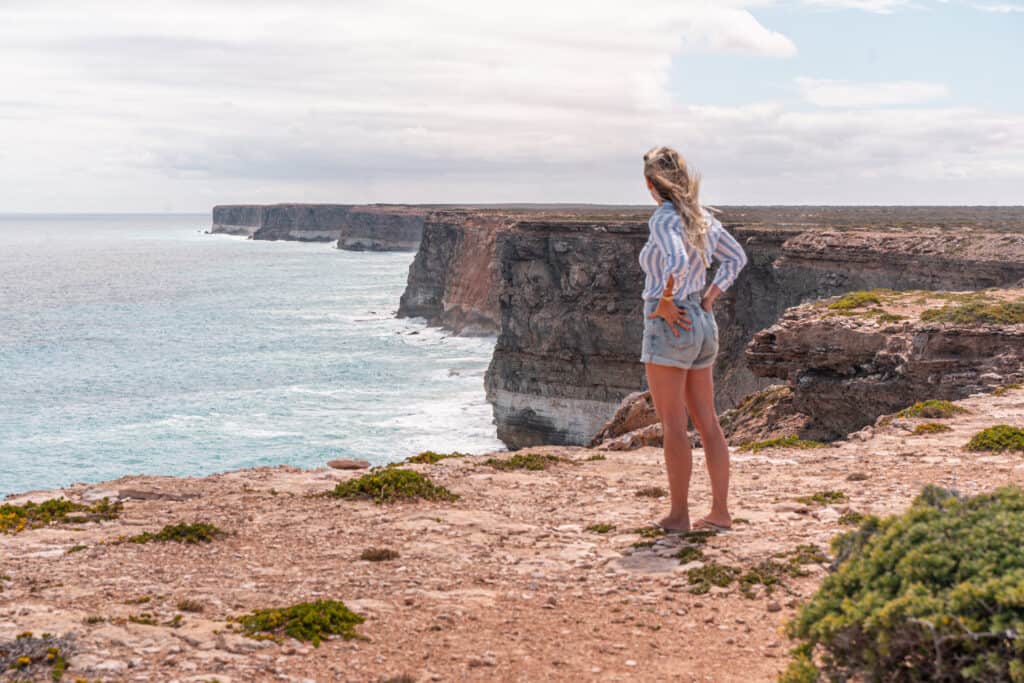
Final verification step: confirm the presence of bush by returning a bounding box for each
[896,400,968,419]
[825,289,893,312]
[914,422,953,435]
[402,450,467,465]
[738,435,826,453]
[0,497,121,534]
[483,453,563,471]
[784,485,1024,682]
[233,599,364,646]
[330,469,458,504]
[920,301,1024,325]
[127,522,224,544]
[965,425,1024,453]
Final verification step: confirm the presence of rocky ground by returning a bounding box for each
[2,387,1023,682]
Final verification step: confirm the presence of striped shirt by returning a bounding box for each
[638,201,748,303]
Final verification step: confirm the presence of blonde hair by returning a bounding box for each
[643,146,710,268]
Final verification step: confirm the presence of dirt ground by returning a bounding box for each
[2,386,1022,682]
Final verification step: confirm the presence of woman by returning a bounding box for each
[639,146,748,533]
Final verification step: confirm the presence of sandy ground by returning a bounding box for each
[2,386,1022,683]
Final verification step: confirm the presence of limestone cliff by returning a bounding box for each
[210,205,263,236]
[746,288,1024,439]
[336,206,428,252]
[484,216,1024,449]
[396,210,505,336]
[251,204,353,242]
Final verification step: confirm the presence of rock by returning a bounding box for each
[327,459,371,470]
[766,602,782,613]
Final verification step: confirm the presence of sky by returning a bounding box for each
[0,0,1021,211]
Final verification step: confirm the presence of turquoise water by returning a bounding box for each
[0,214,504,498]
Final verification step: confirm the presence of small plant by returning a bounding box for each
[920,300,1024,325]
[686,562,740,594]
[126,522,225,544]
[177,599,204,613]
[912,422,952,435]
[825,289,893,312]
[0,497,121,534]
[633,526,665,538]
[585,523,615,534]
[795,490,848,506]
[837,510,865,526]
[128,613,158,626]
[330,468,458,504]
[675,546,704,563]
[360,547,400,561]
[875,312,906,323]
[964,424,1024,452]
[484,453,564,471]
[896,399,967,419]
[65,544,87,554]
[737,435,826,453]
[403,450,467,465]
[0,632,72,681]
[233,599,365,646]
[635,486,667,498]
[124,595,151,604]
[993,382,1022,396]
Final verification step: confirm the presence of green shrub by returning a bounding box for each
[920,300,1024,326]
[825,289,893,312]
[738,435,826,453]
[483,453,563,471]
[785,485,1024,682]
[0,497,121,534]
[330,469,458,504]
[795,490,847,506]
[233,599,365,646]
[675,546,704,564]
[402,450,467,465]
[896,399,968,419]
[585,523,615,534]
[913,422,953,435]
[686,562,740,594]
[127,522,224,544]
[993,383,1022,397]
[965,425,1024,453]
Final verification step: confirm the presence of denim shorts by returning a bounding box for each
[640,291,719,369]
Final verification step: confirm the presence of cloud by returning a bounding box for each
[0,0,1019,209]
[795,78,950,107]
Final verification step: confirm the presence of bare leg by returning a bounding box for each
[684,366,731,528]
[644,361,691,531]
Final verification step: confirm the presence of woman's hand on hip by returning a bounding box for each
[648,297,692,336]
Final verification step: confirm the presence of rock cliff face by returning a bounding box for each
[745,288,1024,439]
[251,204,353,242]
[483,216,650,447]
[210,205,263,236]
[336,206,427,252]
[484,217,1024,449]
[396,210,505,336]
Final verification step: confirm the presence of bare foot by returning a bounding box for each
[693,514,731,531]
[656,514,690,533]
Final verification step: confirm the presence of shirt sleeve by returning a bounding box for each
[649,209,689,291]
[708,214,747,292]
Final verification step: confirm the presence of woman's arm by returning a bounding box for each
[701,216,748,311]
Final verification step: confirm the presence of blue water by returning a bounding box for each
[0,215,505,497]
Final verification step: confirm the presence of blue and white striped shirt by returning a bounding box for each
[639,201,748,303]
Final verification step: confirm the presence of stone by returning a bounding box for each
[327,458,371,470]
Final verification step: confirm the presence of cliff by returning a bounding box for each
[745,287,1024,439]
[3,387,1023,681]
[484,217,1024,449]
[396,210,506,336]
[336,206,428,252]
[251,204,354,242]
[210,205,263,236]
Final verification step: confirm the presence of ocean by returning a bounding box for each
[0,214,505,498]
